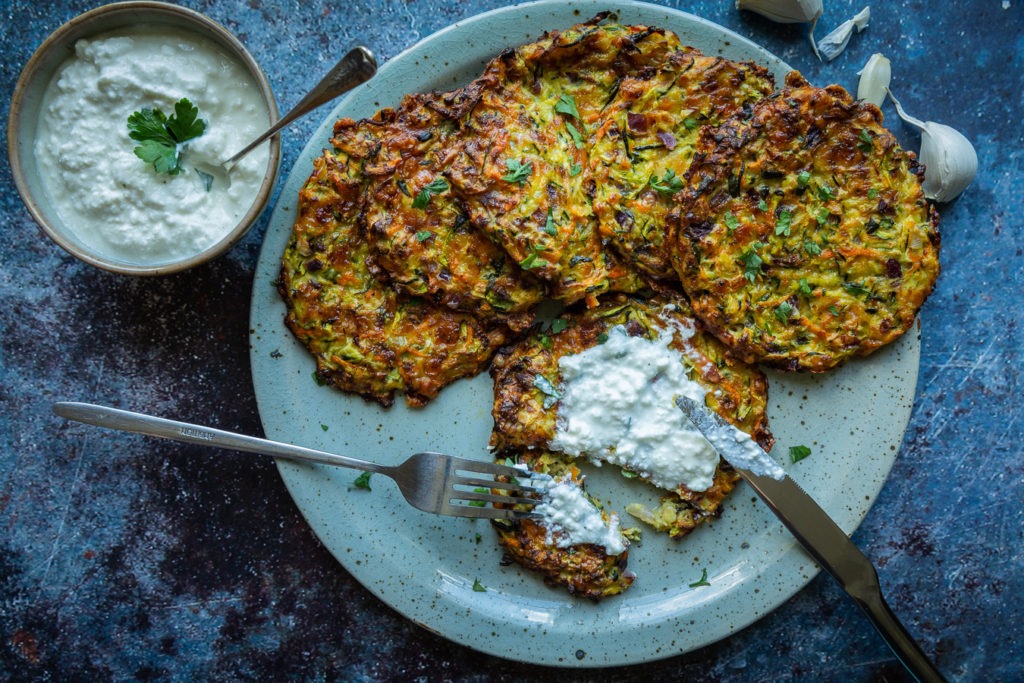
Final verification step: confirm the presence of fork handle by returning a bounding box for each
[53,401,393,476]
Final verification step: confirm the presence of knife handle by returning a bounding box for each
[853,582,947,683]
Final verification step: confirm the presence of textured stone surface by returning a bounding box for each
[1,0,1021,680]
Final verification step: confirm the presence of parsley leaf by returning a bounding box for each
[774,301,794,323]
[565,121,584,149]
[817,185,834,201]
[352,472,373,491]
[797,170,811,187]
[415,230,432,242]
[739,244,763,282]
[798,278,813,296]
[555,93,581,120]
[569,162,583,177]
[683,116,699,130]
[550,318,568,334]
[815,207,830,225]
[789,445,812,463]
[857,128,873,153]
[724,212,740,232]
[842,281,871,297]
[502,158,532,185]
[804,240,822,256]
[519,243,548,270]
[469,487,489,507]
[688,567,711,588]
[534,374,563,409]
[650,169,684,194]
[775,209,792,237]
[127,98,207,175]
[412,177,449,208]
[545,209,557,236]
[472,578,487,592]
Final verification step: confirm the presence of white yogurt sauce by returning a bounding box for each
[532,475,627,555]
[35,28,271,265]
[549,324,780,492]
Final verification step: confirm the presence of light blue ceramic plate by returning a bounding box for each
[250,0,919,667]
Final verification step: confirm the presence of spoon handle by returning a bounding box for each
[224,46,377,167]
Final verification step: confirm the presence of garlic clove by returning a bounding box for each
[735,0,823,24]
[818,6,871,61]
[888,88,978,203]
[857,53,891,106]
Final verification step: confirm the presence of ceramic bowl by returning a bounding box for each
[7,1,280,275]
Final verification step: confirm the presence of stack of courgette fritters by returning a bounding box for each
[278,15,940,598]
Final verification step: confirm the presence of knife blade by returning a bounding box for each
[676,395,946,683]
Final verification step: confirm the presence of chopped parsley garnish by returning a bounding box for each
[320,424,329,432]
[472,578,487,592]
[688,567,711,588]
[469,487,489,507]
[775,209,792,237]
[758,198,768,212]
[683,116,699,130]
[724,212,740,232]
[739,243,764,282]
[815,207,830,225]
[565,121,584,149]
[545,209,557,236]
[352,472,373,491]
[829,305,841,316]
[127,97,206,175]
[554,93,581,120]
[534,374,563,409]
[502,158,533,185]
[415,230,432,242]
[797,170,811,187]
[597,332,609,344]
[842,281,871,297]
[412,177,449,208]
[537,334,553,349]
[569,162,583,177]
[550,318,568,334]
[620,470,639,479]
[857,128,873,153]
[868,187,879,200]
[798,278,813,296]
[650,169,684,194]
[519,243,548,270]
[817,185,834,201]
[774,301,793,323]
[804,240,822,256]
[789,445,812,463]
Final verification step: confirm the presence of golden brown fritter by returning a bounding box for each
[448,20,677,305]
[491,454,635,600]
[489,292,773,540]
[331,92,544,326]
[591,47,774,280]
[669,73,941,372]
[277,149,514,407]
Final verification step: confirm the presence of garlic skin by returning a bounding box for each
[735,0,822,24]
[857,53,891,106]
[818,6,871,61]
[888,89,978,203]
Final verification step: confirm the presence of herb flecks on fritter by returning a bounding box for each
[334,91,544,325]
[278,150,514,407]
[669,73,940,372]
[592,48,774,280]
[490,293,772,541]
[450,20,676,305]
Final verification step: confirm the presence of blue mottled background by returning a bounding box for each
[1,0,1021,680]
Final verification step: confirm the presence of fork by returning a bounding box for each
[52,402,540,520]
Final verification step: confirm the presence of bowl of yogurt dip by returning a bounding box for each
[7,1,280,275]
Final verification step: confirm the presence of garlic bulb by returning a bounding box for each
[735,0,822,23]
[817,6,871,61]
[888,89,978,203]
[857,53,890,106]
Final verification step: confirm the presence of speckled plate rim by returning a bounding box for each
[249,0,920,668]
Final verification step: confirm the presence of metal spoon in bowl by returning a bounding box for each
[194,45,377,188]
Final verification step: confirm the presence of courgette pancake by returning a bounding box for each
[591,46,774,280]
[669,73,941,372]
[276,16,943,599]
[488,293,773,597]
[277,150,515,407]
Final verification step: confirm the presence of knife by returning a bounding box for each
[676,395,946,683]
